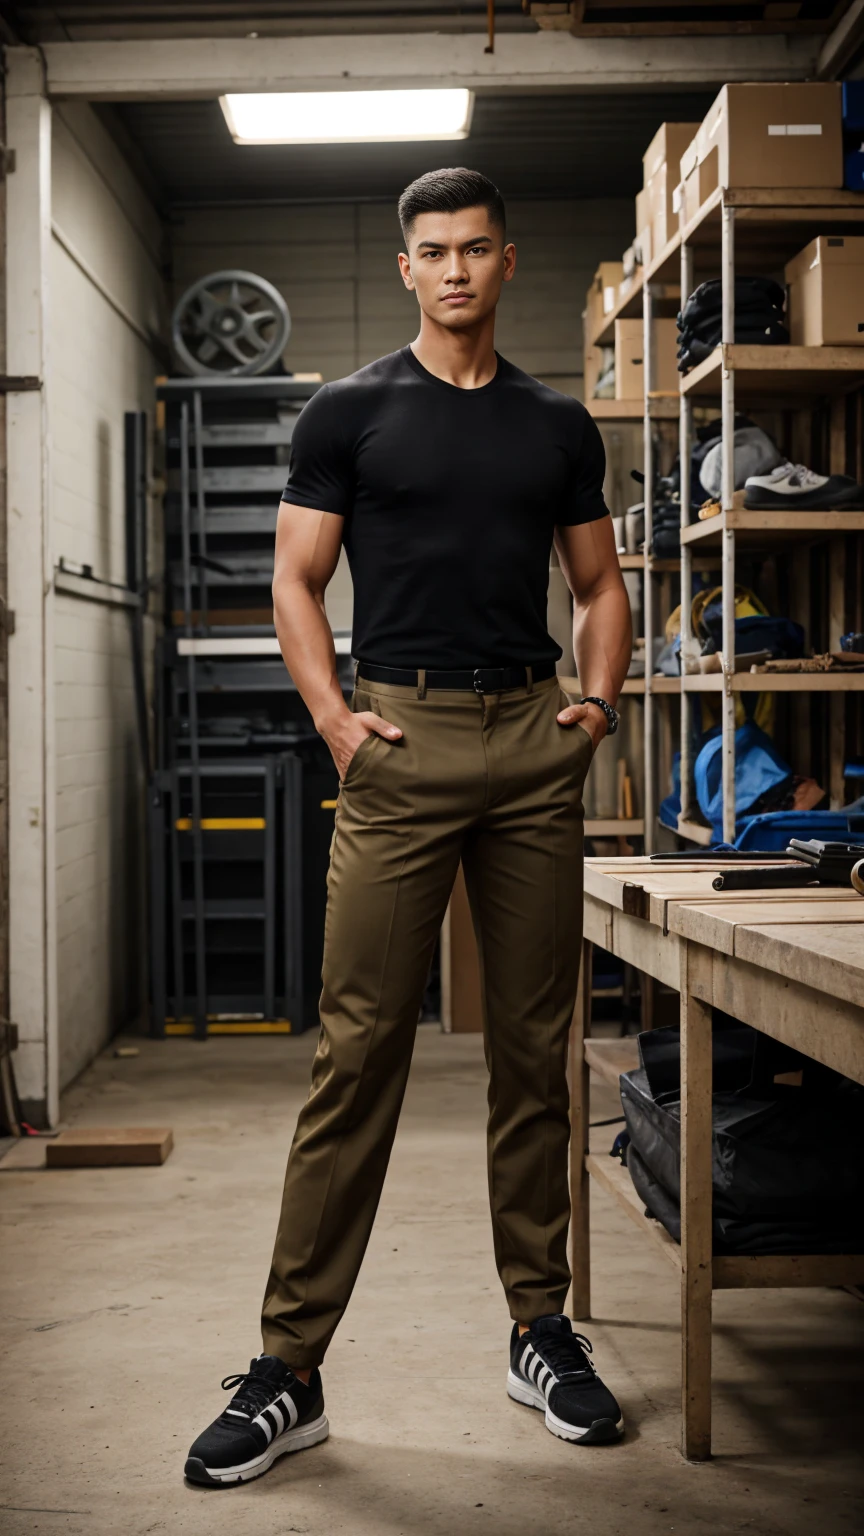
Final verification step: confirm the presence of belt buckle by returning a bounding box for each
[472,668,486,694]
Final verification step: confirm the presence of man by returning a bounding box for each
[185,168,632,1488]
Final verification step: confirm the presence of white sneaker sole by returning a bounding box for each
[507,1369,623,1445]
[186,1412,330,1486]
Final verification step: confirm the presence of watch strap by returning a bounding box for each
[579,696,619,736]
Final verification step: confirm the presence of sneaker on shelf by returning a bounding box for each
[184,1354,329,1487]
[744,461,864,511]
[507,1315,623,1445]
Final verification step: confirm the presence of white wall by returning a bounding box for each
[50,103,166,1090]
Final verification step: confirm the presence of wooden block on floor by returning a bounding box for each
[45,1128,173,1167]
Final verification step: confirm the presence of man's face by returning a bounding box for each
[398,206,515,328]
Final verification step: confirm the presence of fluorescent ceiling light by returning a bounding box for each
[220,89,474,145]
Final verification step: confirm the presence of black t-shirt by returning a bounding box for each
[282,344,609,669]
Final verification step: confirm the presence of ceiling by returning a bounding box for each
[0,0,847,41]
[111,90,720,207]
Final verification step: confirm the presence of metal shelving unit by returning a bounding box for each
[585,182,864,850]
[151,374,344,1037]
[676,188,864,843]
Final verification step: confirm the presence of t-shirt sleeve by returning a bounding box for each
[557,407,610,527]
[281,385,352,517]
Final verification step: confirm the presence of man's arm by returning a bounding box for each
[553,515,632,750]
[272,500,401,778]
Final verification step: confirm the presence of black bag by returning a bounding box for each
[619,1021,864,1255]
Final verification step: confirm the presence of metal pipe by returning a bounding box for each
[643,280,656,852]
[180,401,207,1037]
[720,202,737,844]
[192,388,209,633]
[679,240,694,828]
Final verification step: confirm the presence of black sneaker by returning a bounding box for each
[508,1316,623,1444]
[184,1354,329,1487]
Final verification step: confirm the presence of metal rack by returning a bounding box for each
[587,185,864,849]
[673,188,864,843]
[151,374,344,1037]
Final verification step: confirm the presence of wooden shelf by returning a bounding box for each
[585,1036,639,1089]
[559,675,645,696]
[588,270,643,347]
[682,671,864,692]
[585,1151,681,1273]
[650,675,681,694]
[676,816,715,846]
[587,397,680,423]
[682,508,864,548]
[648,186,864,284]
[681,345,864,401]
[585,818,645,837]
[617,553,643,570]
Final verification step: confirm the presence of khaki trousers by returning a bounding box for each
[262,673,592,1368]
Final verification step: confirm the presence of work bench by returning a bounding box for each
[569,856,864,1459]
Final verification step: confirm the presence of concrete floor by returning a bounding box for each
[1,1029,863,1536]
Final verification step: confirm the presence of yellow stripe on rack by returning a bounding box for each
[164,1020,292,1035]
[174,817,266,830]
[320,799,338,809]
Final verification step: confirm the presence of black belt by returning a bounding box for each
[356,662,557,694]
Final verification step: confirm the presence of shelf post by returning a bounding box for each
[720,203,736,845]
[679,240,695,828]
[643,281,656,851]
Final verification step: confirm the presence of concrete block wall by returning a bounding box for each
[169,194,637,663]
[49,103,167,1090]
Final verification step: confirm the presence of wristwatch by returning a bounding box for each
[579,696,619,736]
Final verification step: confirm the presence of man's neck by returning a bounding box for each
[410,313,498,390]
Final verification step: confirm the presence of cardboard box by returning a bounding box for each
[688,83,842,193]
[785,236,864,345]
[615,317,679,400]
[586,260,624,337]
[643,122,702,188]
[635,185,651,236]
[679,132,718,228]
[641,124,701,252]
[636,222,653,271]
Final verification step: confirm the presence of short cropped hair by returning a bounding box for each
[398,168,506,244]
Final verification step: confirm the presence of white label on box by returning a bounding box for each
[603,285,616,313]
[769,123,823,137]
[672,183,683,214]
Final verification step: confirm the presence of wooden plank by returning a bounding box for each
[679,943,714,1461]
[683,672,864,692]
[681,344,864,400]
[668,900,864,956]
[45,1127,173,1167]
[708,950,864,1084]
[676,817,715,845]
[585,818,645,837]
[584,891,614,953]
[682,508,864,548]
[584,1036,639,1089]
[732,924,864,1014]
[713,1253,864,1289]
[569,940,592,1320]
[610,908,683,988]
[585,1152,681,1273]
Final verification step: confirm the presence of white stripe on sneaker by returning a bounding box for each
[280,1392,299,1431]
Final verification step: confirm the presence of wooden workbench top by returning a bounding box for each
[585,856,864,1007]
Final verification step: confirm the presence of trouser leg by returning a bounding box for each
[461,681,591,1324]
[261,684,474,1368]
